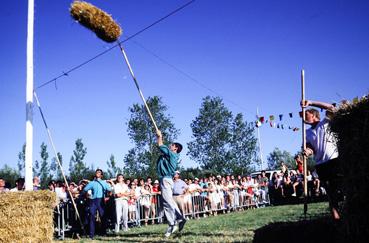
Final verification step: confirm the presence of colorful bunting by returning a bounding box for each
[253,93,362,132]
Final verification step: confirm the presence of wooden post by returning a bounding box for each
[301,69,308,216]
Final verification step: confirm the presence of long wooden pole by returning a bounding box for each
[301,69,308,217]
[117,42,159,133]
[33,91,86,235]
[25,0,34,191]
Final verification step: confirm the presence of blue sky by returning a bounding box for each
[0,0,368,174]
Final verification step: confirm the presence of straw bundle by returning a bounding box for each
[70,1,122,43]
[0,191,56,243]
[330,95,369,240]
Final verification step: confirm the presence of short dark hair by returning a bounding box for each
[173,142,183,153]
[306,108,320,120]
[96,169,103,175]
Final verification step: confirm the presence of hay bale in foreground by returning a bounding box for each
[0,191,56,243]
[331,95,369,241]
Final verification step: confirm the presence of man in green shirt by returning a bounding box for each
[156,129,186,237]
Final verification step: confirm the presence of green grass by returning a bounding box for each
[62,202,332,243]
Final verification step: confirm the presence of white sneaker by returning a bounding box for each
[291,193,297,197]
[164,225,178,237]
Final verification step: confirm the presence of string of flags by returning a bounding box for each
[254,95,368,132]
[255,112,300,132]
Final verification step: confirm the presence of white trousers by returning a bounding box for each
[115,199,128,232]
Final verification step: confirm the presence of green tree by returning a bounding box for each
[0,165,20,188]
[35,142,54,188]
[51,152,64,181]
[17,143,26,176]
[180,167,216,180]
[267,147,294,170]
[69,138,88,182]
[229,113,257,175]
[187,96,233,174]
[123,96,180,179]
[106,154,122,179]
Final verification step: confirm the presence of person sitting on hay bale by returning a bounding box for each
[301,100,342,220]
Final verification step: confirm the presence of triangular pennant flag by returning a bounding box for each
[255,121,262,128]
[270,122,273,127]
[269,115,275,121]
[289,113,293,118]
[281,124,284,129]
[277,124,280,129]
[288,126,292,129]
[265,119,268,123]
[279,114,283,121]
[259,116,265,123]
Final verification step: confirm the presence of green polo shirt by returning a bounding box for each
[156,145,179,179]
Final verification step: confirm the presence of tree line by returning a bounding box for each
[0,96,311,189]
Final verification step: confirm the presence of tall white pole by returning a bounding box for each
[256,107,264,170]
[25,0,34,191]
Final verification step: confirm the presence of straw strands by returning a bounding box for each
[70,1,122,43]
[330,94,369,240]
[0,191,56,242]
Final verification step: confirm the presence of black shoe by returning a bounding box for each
[179,219,187,232]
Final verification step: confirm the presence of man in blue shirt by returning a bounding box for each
[156,130,186,237]
[83,169,111,239]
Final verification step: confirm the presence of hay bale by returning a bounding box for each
[0,191,56,242]
[70,1,122,43]
[330,95,369,240]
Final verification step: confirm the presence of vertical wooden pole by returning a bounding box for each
[301,69,308,216]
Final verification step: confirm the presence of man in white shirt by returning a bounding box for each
[302,99,342,220]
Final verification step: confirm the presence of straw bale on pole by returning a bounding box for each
[0,191,56,242]
[70,1,122,43]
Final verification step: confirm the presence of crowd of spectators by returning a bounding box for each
[0,170,270,234]
[268,156,322,204]
[0,159,323,237]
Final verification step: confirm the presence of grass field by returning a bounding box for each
[63,202,341,243]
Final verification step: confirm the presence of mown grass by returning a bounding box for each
[62,202,333,243]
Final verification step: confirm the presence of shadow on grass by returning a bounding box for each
[253,216,345,243]
[94,231,244,242]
